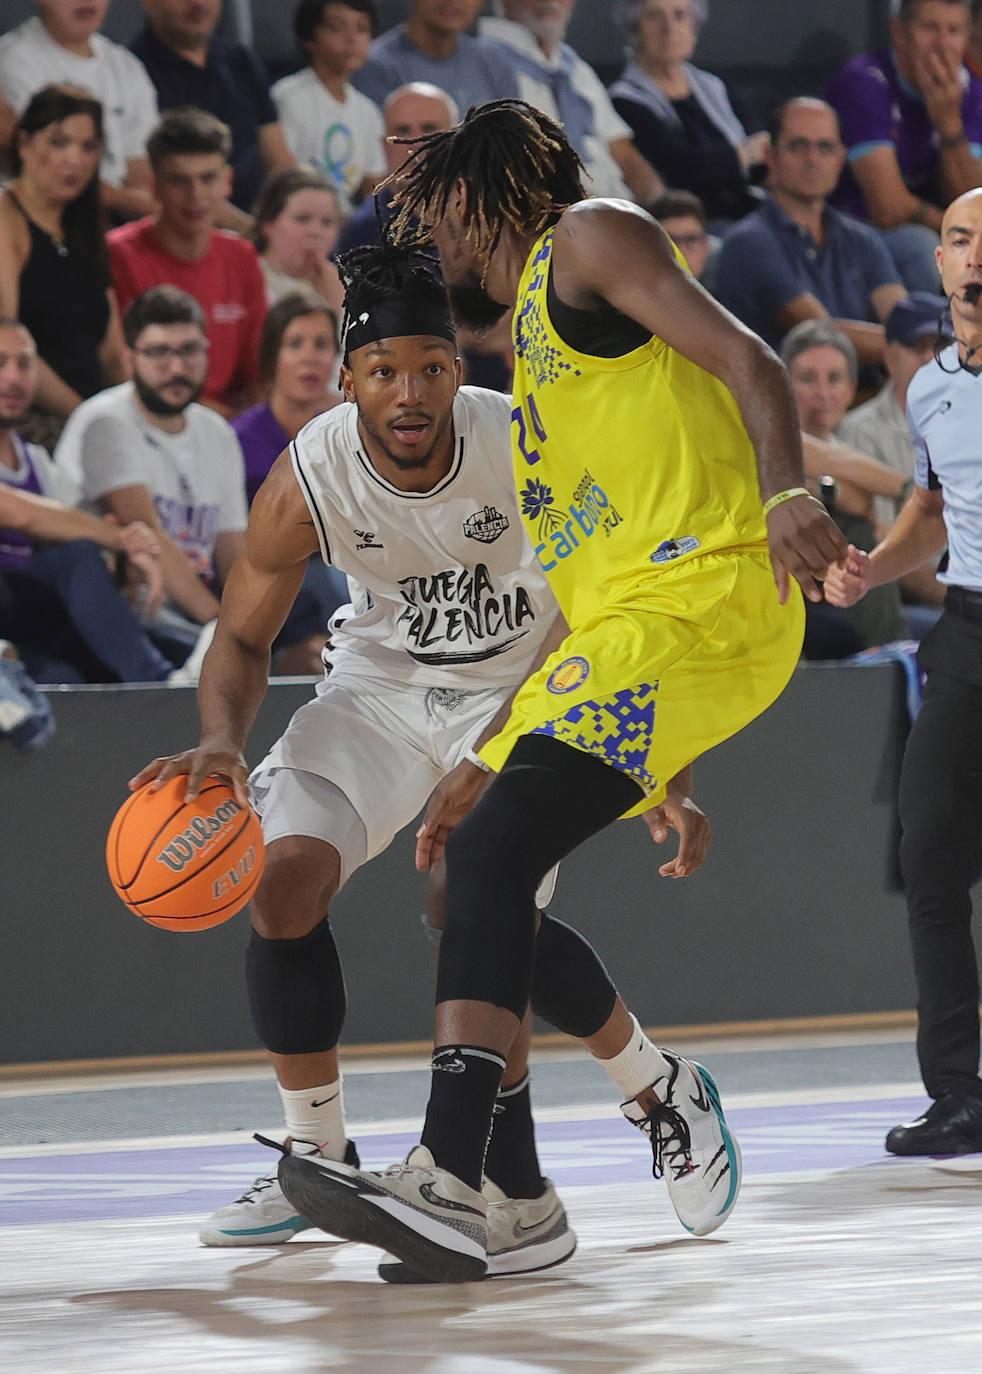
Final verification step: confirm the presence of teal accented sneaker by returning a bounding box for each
[621,1052,742,1237]
[199,1139,358,1247]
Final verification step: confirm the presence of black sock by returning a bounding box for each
[483,1074,545,1200]
[420,1044,505,1191]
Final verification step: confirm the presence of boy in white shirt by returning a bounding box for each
[272,0,386,217]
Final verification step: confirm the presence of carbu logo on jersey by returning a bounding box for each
[525,470,622,572]
[463,505,510,544]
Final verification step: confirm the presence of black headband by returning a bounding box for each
[342,298,457,359]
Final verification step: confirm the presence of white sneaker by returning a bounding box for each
[621,1052,742,1237]
[278,1143,488,1283]
[200,1139,358,1247]
[377,1177,576,1282]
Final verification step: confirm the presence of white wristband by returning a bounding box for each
[464,748,492,773]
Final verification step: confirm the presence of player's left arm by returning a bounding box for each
[641,764,711,878]
[551,202,848,603]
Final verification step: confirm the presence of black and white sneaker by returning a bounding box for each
[377,1177,576,1282]
[622,1051,742,1236]
[278,1143,488,1283]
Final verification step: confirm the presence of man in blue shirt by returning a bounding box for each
[132,0,296,219]
[353,0,518,115]
[716,98,905,362]
[826,186,982,1156]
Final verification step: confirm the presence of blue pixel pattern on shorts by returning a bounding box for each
[531,682,659,790]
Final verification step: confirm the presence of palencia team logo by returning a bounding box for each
[155,798,243,873]
[463,505,510,543]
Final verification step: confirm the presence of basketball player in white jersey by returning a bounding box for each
[132,242,714,1279]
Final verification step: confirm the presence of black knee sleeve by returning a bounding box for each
[435,733,643,1020]
[245,919,346,1055]
[532,914,618,1039]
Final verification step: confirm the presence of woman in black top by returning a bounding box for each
[609,0,767,224]
[0,86,125,443]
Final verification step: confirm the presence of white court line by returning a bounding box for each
[0,1080,927,1159]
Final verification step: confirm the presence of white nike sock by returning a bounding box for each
[278,1078,346,1157]
[595,1015,672,1101]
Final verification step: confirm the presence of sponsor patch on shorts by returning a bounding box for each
[650,535,701,563]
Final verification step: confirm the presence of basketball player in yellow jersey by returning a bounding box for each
[276,102,850,1283]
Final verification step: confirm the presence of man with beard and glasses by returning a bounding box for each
[131,240,718,1274]
[55,285,248,678]
[273,100,849,1284]
[0,315,169,685]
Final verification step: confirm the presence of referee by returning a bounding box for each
[827,186,982,1156]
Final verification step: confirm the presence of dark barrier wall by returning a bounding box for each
[0,664,940,1066]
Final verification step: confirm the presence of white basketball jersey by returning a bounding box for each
[291,386,558,688]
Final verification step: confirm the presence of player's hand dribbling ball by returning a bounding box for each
[106,776,265,931]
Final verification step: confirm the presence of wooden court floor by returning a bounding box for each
[2,1033,981,1373]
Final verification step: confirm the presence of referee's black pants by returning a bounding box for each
[899,603,982,1103]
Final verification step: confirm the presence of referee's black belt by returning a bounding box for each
[944,586,982,621]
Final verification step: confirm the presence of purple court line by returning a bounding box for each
[0,1095,937,1228]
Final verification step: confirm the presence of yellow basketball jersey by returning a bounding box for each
[510,228,769,625]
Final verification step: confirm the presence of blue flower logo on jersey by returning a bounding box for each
[547,656,591,694]
[521,478,567,541]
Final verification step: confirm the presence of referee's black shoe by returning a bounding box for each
[885,1094,982,1156]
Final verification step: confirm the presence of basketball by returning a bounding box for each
[106,776,265,932]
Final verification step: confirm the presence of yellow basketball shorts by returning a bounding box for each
[479,549,804,816]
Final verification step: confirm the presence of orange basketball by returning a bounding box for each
[106,776,265,932]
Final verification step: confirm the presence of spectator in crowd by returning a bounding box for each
[272,0,386,216]
[0,87,126,447]
[252,168,345,319]
[108,108,266,418]
[0,0,158,222]
[354,0,519,114]
[131,0,296,222]
[783,319,908,653]
[0,315,173,685]
[336,80,459,255]
[0,93,17,159]
[609,0,768,224]
[233,292,343,504]
[968,0,982,77]
[648,189,712,280]
[838,291,950,631]
[714,99,906,362]
[480,0,661,202]
[232,291,348,619]
[825,0,982,292]
[57,286,328,676]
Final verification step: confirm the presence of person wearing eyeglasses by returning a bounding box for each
[54,285,245,680]
[107,107,267,419]
[715,98,907,365]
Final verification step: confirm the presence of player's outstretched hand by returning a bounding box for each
[767,493,847,604]
[643,794,710,878]
[128,742,250,806]
[822,544,873,608]
[416,757,490,871]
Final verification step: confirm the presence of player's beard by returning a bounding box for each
[448,273,510,333]
[134,372,205,417]
[359,407,454,472]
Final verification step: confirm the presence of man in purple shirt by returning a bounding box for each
[826,0,982,292]
[353,0,518,115]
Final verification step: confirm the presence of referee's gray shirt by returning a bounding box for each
[907,344,982,592]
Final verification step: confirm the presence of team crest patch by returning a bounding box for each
[547,656,591,694]
[650,536,701,563]
[463,505,510,543]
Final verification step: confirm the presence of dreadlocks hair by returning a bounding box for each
[383,99,586,267]
[335,237,450,353]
